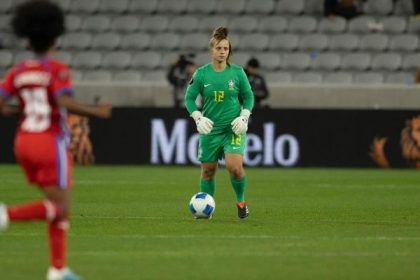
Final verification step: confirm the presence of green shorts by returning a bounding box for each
[198,132,246,162]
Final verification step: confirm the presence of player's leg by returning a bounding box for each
[200,162,218,196]
[224,133,249,219]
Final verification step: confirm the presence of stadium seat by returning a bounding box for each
[179,33,209,51]
[141,16,169,32]
[157,0,188,14]
[102,52,132,70]
[394,0,414,15]
[258,16,288,33]
[61,32,92,50]
[348,16,377,33]
[402,53,420,70]
[385,72,415,84]
[120,33,151,50]
[69,0,100,13]
[99,0,129,14]
[66,15,82,32]
[142,70,167,81]
[194,52,211,67]
[111,16,140,33]
[229,16,258,33]
[298,34,329,51]
[160,52,180,69]
[371,53,402,71]
[329,34,359,51]
[266,71,292,83]
[215,0,246,14]
[151,33,180,50]
[0,15,11,32]
[128,0,158,14]
[0,0,12,13]
[281,53,311,70]
[113,71,142,82]
[318,17,347,33]
[310,52,341,71]
[408,17,420,33]
[91,33,121,50]
[276,0,305,15]
[255,53,282,70]
[231,52,251,67]
[341,53,371,71]
[323,72,353,84]
[245,0,276,14]
[131,52,162,69]
[0,50,13,68]
[71,70,83,82]
[304,0,324,15]
[353,72,384,84]
[364,0,394,15]
[186,0,216,14]
[237,34,269,51]
[169,16,199,32]
[288,16,318,33]
[293,72,323,83]
[358,34,389,51]
[379,16,407,33]
[52,0,71,12]
[198,16,228,32]
[389,34,419,52]
[81,16,111,32]
[72,51,102,69]
[83,70,112,82]
[13,51,32,64]
[53,50,72,66]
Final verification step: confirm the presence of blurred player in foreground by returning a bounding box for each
[184,27,254,219]
[0,1,112,279]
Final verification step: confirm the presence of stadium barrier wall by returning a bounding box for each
[2,106,420,168]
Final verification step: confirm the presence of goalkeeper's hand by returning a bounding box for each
[191,111,213,135]
[231,109,251,135]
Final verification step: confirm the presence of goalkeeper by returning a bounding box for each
[184,26,254,219]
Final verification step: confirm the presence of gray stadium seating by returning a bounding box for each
[293,72,323,83]
[371,53,402,71]
[65,15,82,32]
[238,34,269,51]
[141,16,169,32]
[81,16,111,32]
[83,70,112,82]
[142,70,167,81]
[245,0,276,15]
[111,16,140,33]
[0,50,13,68]
[215,0,246,15]
[348,16,377,33]
[353,72,384,84]
[255,53,282,70]
[13,51,33,64]
[128,0,158,14]
[131,52,162,69]
[113,71,142,82]
[99,0,129,14]
[379,16,407,33]
[229,16,259,33]
[329,34,360,51]
[358,34,389,51]
[69,0,100,14]
[402,53,420,70]
[298,33,329,51]
[53,51,73,66]
[91,33,121,50]
[276,0,305,15]
[157,0,188,14]
[323,72,353,84]
[120,33,151,50]
[169,16,199,32]
[341,53,372,71]
[61,32,92,50]
[389,34,419,51]
[258,17,288,33]
[288,16,318,33]
[102,52,132,70]
[198,16,229,32]
[179,33,208,51]
[364,0,394,15]
[186,0,216,14]
[151,33,180,50]
[318,17,347,33]
[310,53,341,70]
[282,53,311,70]
[385,72,414,84]
[72,51,102,69]
[266,72,293,83]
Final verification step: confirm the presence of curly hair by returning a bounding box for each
[11,0,65,53]
[209,26,232,65]
[401,116,420,167]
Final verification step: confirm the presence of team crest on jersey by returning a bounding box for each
[228,80,235,90]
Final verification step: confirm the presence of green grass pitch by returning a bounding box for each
[1,164,420,280]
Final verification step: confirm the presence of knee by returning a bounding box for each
[201,167,216,180]
[227,165,244,179]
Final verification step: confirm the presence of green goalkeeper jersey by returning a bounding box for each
[184,63,254,135]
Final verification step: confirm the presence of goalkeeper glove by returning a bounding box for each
[231,109,251,135]
[191,111,213,135]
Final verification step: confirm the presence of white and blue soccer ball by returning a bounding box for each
[189,192,215,218]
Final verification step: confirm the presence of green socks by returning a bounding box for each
[200,178,215,196]
[230,176,247,202]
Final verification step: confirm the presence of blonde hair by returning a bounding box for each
[209,26,232,65]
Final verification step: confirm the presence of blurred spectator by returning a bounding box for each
[167,54,197,108]
[324,0,361,20]
[244,58,269,108]
[414,0,420,16]
[68,114,95,165]
[416,68,420,83]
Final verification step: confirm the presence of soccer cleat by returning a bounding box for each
[0,203,9,231]
[236,202,249,219]
[47,267,81,280]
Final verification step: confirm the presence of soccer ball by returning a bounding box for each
[189,192,215,218]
